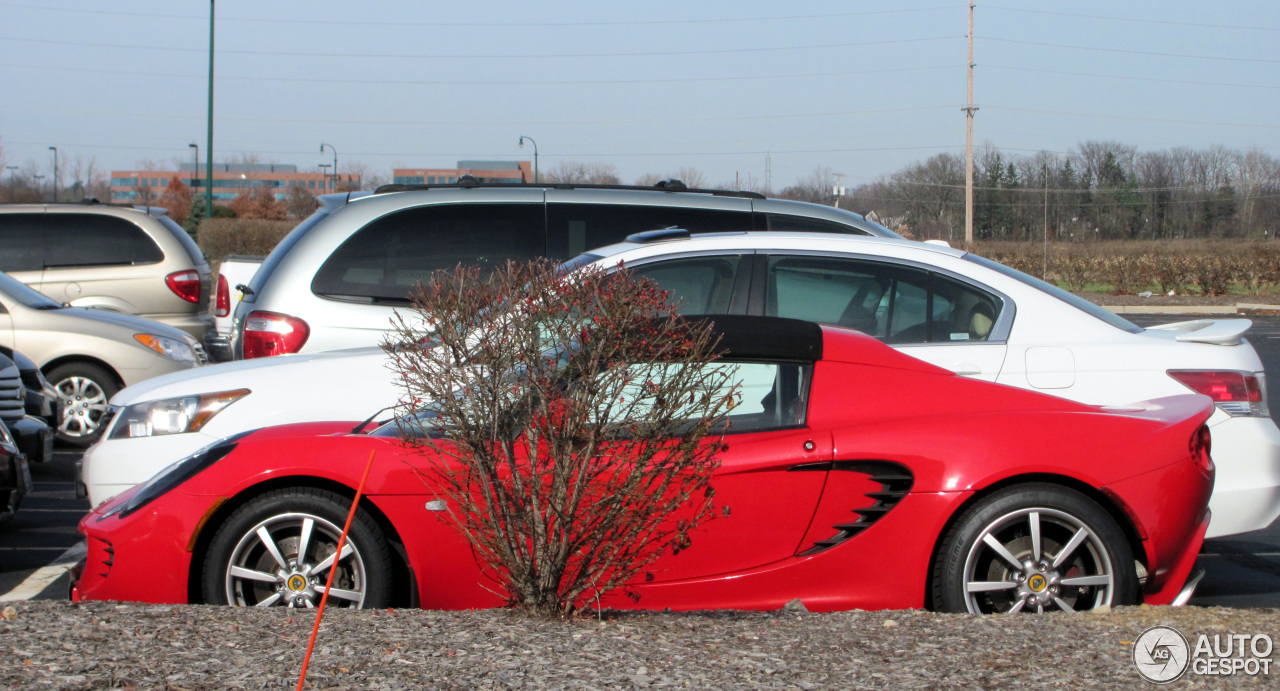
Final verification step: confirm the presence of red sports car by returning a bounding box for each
[73,318,1215,614]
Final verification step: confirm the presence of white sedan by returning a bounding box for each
[81,231,1280,538]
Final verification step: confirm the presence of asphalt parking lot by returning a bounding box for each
[3,314,1280,609]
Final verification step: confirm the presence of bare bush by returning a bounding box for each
[388,260,737,616]
[196,218,295,262]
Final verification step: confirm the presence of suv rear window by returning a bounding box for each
[44,214,163,267]
[0,212,164,269]
[312,203,544,303]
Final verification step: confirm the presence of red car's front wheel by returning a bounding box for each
[201,488,394,609]
[933,484,1138,614]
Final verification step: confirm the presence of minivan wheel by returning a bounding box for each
[48,363,118,447]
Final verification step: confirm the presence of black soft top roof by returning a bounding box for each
[691,315,823,362]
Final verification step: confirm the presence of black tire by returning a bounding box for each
[933,483,1137,614]
[47,362,118,447]
[201,488,394,609]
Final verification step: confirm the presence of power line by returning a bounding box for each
[0,34,959,60]
[983,4,1280,32]
[989,105,1280,130]
[985,64,1280,92]
[983,36,1280,64]
[0,62,955,87]
[4,139,966,159]
[0,2,956,28]
[881,179,1261,194]
[857,192,1280,208]
[11,105,960,127]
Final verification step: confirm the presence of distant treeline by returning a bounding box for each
[836,142,1280,243]
[975,240,1280,296]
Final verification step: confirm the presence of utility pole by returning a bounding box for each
[963,2,978,245]
[1043,163,1049,279]
[48,147,58,202]
[833,172,847,209]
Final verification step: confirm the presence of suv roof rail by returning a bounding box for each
[625,227,691,244]
[371,180,766,200]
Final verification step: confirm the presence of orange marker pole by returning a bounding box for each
[297,449,377,691]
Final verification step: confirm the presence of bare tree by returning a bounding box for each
[541,161,621,185]
[286,185,317,219]
[341,161,384,191]
[778,165,838,204]
[388,260,736,616]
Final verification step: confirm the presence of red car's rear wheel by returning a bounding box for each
[933,483,1138,614]
[201,488,394,609]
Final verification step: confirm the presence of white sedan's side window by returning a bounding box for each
[631,256,741,315]
[765,255,1000,344]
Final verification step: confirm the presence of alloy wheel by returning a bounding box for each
[223,512,368,608]
[961,507,1116,614]
[55,375,109,439]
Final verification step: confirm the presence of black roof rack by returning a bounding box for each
[625,227,691,244]
[371,179,766,200]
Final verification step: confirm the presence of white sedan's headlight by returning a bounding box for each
[109,389,250,439]
[134,334,198,363]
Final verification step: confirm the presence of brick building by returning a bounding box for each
[392,160,532,185]
[110,163,357,205]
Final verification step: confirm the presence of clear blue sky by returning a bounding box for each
[1,1,1277,189]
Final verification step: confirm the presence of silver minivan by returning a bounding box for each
[0,203,213,341]
[231,181,902,359]
[0,271,206,445]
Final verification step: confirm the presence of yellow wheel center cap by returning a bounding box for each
[287,574,307,592]
[1028,574,1047,592]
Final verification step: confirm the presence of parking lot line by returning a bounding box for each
[0,542,86,602]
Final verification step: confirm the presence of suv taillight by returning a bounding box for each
[215,275,231,317]
[1168,370,1270,417]
[242,310,310,359]
[165,270,202,304]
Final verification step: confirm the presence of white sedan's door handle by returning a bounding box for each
[942,362,981,376]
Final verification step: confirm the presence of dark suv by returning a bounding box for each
[231,180,902,358]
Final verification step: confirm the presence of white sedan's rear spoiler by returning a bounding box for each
[1145,318,1253,345]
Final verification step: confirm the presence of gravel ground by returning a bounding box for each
[2,601,1277,689]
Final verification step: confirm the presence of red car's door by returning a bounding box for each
[641,427,833,583]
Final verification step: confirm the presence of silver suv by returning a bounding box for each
[0,202,213,341]
[231,181,901,358]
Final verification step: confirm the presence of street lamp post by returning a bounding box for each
[320,143,337,190]
[188,143,199,190]
[318,164,331,191]
[33,174,45,200]
[5,166,17,192]
[206,0,215,218]
[48,147,58,202]
[518,136,538,183]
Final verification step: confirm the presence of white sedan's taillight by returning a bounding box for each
[1168,370,1270,417]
